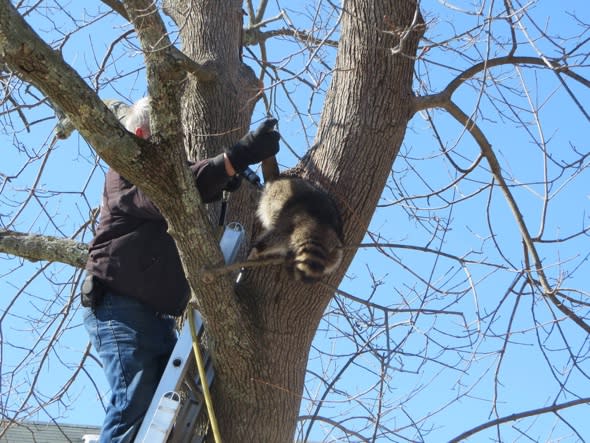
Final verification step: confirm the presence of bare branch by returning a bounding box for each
[444,99,590,334]
[449,397,590,442]
[200,256,284,284]
[414,55,590,112]
[0,230,87,268]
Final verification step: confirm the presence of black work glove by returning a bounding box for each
[223,174,242,192]
[226,118,280,172]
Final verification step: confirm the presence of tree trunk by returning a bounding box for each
[172,1,424,441]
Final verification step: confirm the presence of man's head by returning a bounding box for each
[123,97,151,140]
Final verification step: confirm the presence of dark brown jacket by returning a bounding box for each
[86,155,232,315]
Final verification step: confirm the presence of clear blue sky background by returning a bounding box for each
[1,1,589,441]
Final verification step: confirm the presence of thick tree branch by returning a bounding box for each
[1,0,254,363]
[0,230,87,268]
[120,1,257,364]
[121,0,188,138]
[103,0,216,82]
[0,1,211,280]
[100,0,129,21]
[0,0,141,173]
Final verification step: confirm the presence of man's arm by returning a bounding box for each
[191,154,235,203]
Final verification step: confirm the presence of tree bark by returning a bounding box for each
[0,230,87,268]
[199,1,424,440]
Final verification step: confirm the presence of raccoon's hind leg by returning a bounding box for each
[248,227,293,261]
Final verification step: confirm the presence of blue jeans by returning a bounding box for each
[84,291,177,443]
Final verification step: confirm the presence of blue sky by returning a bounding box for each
[2,1,590,441]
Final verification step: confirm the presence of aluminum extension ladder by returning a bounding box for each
[133,222,245,443]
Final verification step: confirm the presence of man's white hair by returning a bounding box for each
[123,96,151,132]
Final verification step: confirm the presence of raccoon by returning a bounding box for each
[249,177,344,283]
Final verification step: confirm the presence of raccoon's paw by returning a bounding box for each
[247,245,263,261]
[247,243,289,262]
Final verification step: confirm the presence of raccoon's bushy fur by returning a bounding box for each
[249,177,344,283]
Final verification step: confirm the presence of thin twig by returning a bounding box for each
[200,256,284,283]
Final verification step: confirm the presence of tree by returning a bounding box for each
[1,0,589,441]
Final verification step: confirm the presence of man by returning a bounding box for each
[82,97,280,442]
